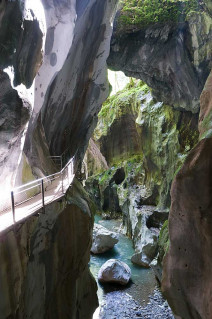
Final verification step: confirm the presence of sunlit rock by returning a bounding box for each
[0,71,31,192]
[98,259,131,285]
[91,223,119,254]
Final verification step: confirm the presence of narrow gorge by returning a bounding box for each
[0,0,211,319]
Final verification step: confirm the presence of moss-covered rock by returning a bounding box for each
[204,0,212,15]
[150,220,169,281]
[117,0,201,33]
[94,80,146,165]
[158,220,169,264]
[108,5,212,113]
[90,80,198,210]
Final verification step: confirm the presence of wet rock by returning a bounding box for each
[91,223,119,254]
[98,259,131,285]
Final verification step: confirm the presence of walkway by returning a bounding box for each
[0,157,75,233]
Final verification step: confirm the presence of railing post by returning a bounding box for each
[11,191,15,224]
[41,179,45,213]
[60,155,63,171]
[61,171,64,194]
[67,164,69,185]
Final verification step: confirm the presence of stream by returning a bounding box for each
[89,216,177,318]
[90,216,157,305]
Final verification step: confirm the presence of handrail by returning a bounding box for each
[13,171,61,191]
[0,150,77,229]
[61,156,74,172]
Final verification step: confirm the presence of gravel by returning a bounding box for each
[99,288,175,319]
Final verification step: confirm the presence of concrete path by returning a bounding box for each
[0,169,74,233]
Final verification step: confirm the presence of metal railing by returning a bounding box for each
[0,155,75,226]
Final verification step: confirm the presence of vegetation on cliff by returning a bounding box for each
[158,220,169,264]
[94,79,147,140]
[85,75,199,270]
[117,0,203,32]
[90,77,199,209]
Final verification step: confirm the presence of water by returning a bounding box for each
[89,215,157,305]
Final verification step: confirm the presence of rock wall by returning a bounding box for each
[84,80,198,268]
[0,71,31,192]
[0,0,118,318]
[162,70,212,319]
[108,7,212,113]
[28,0,118,175]
[0,179,98,319]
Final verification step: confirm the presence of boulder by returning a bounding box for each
[131,227,159,268]
[98,259,131,285]
[91,223,119,254]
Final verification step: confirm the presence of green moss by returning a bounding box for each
[158,220,170,262]
[117,0,202,32]
[125,154,143,176]
[98,168,115,185]
[88,154,144,189]
[94,79,148,140]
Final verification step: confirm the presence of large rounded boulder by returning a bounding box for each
[98,259,131,285]
[91,223,119,254]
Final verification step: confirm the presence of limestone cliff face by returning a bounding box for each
[0,71,31,192]
[162,71,212,319]
[0,180,98,319]
[85,80,198,267]
[0,0,118,185]
[26,0,118,177]
[0,0,118,318]
[0,0,44,190]
[84,138,109,178]
[108,9,212,113]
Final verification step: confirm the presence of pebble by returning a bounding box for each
[98,289,175,319]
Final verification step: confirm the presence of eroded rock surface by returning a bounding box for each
[37,0,118,167]
[108,11,212,112]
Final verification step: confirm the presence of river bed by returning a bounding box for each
[90,216,174,319]
[90,216,157,303]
